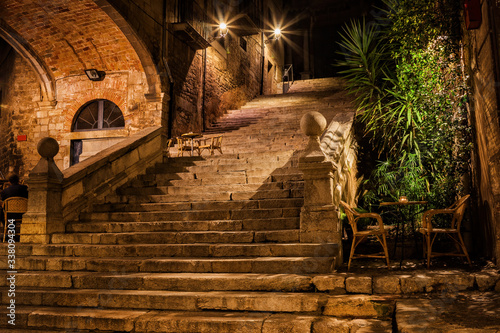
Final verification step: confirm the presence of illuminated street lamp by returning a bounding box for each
[265,27,282,44]
[274,28,281,40]
[219,22,228,37]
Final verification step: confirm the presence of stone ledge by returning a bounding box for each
[62,126,161,184]
[60,126,163,223]
[312,269,500,294]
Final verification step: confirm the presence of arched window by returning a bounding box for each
[72,99,125,131]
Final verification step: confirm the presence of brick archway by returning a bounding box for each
[0,0,161,101]
[64,92,127,133]
[0,19,56,103]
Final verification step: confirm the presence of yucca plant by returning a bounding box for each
[337,0,470,211]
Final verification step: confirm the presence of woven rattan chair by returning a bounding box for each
[2,196,28,242]
[340,201,390,270]
[197,135,223,156]
[176,137,197,157]
[163,138,174,157]
[418,194,471,269]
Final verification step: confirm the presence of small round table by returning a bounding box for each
[380,200,427,266]
[181,132,202,156]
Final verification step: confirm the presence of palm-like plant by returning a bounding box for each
[337,0,470,210]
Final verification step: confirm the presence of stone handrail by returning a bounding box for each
[319,112,357,206]
[21,126,163,243]
[298,111,356,269]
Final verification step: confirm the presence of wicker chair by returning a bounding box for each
[418,194,471,269]
[2,196,28,242]
[340,201,390,270]
[197,135,223,156]
[163,138,175,157]
[176,137,198,157]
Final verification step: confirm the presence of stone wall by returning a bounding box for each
[0,0,164,176]
[0,51,40,178]
[0,51,158,175]
[464,0,500,261]
[108,0,283,137]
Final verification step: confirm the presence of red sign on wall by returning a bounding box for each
[17,135,27,141]
[464,0,482,30]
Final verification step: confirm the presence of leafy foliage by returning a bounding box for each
[337,0,471,213]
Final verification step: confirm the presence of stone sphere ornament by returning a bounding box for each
[300,111,327,137]
[37,137,59,159]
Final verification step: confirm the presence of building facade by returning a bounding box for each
[464,0,500,261]
[0,0,284,175]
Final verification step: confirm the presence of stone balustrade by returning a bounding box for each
[319,112,357,206]
[298,111,356,268]
[21,126,163,243]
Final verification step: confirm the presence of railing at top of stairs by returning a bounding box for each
[283,64,294,93]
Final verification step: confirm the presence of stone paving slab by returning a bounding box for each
[396,292,500,332]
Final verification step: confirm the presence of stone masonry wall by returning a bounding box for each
[0,51,157,175]
[168,28,282,136]
[0,0,164,175]
[0,53,40,178]
[464,0,500,261]
[107,0,283,137]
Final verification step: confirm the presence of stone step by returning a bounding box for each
[67,217,300,233]
[0,272,314,291]
[0,306,392,332]
[117,182,292,196]
[50,229,300,244]
[79,207,301,222]
[7,289,395,316]
[103,188,302,204]
[136,171,302,185]
[89,198,304,213]
[161,150,297,165]
[0,243,337,258]
[5,256,337,273]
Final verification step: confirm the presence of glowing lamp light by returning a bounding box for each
[274,28,281,39]
[219,22,228,37]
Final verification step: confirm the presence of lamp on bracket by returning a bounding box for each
[265,27,281,44]
[208,22,228,43]
[84,69,106,81]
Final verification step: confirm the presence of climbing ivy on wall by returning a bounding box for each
[337,0,471,210]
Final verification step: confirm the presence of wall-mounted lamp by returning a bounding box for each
[265,27,282,44]
[208,22,228,43]
[84,69,105,81]
[219,22,228,38]
[273,28,281,40]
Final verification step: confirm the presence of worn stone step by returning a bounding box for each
[103,192,233,203]
[8,289,321,313]
[0,305,392,333]
[67,217,300,233]
[79,207,300,222]
[120,176,278,194]
[4,256,336,273]
[0,243,337,258]
[7,289,395,317]
[50,229,300,244]
[0,271,314,291]
[118,182,287,196]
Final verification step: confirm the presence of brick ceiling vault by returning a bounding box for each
[0,0,161,102]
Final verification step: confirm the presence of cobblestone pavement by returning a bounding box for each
[344,258,500,332]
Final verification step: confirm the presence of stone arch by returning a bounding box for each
[72,99,125,131]
[93,0,162,100]
[64,92,128,132]
[0,19,56,103]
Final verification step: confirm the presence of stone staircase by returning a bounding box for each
[2,78,498,332]
[0,78,379,332]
